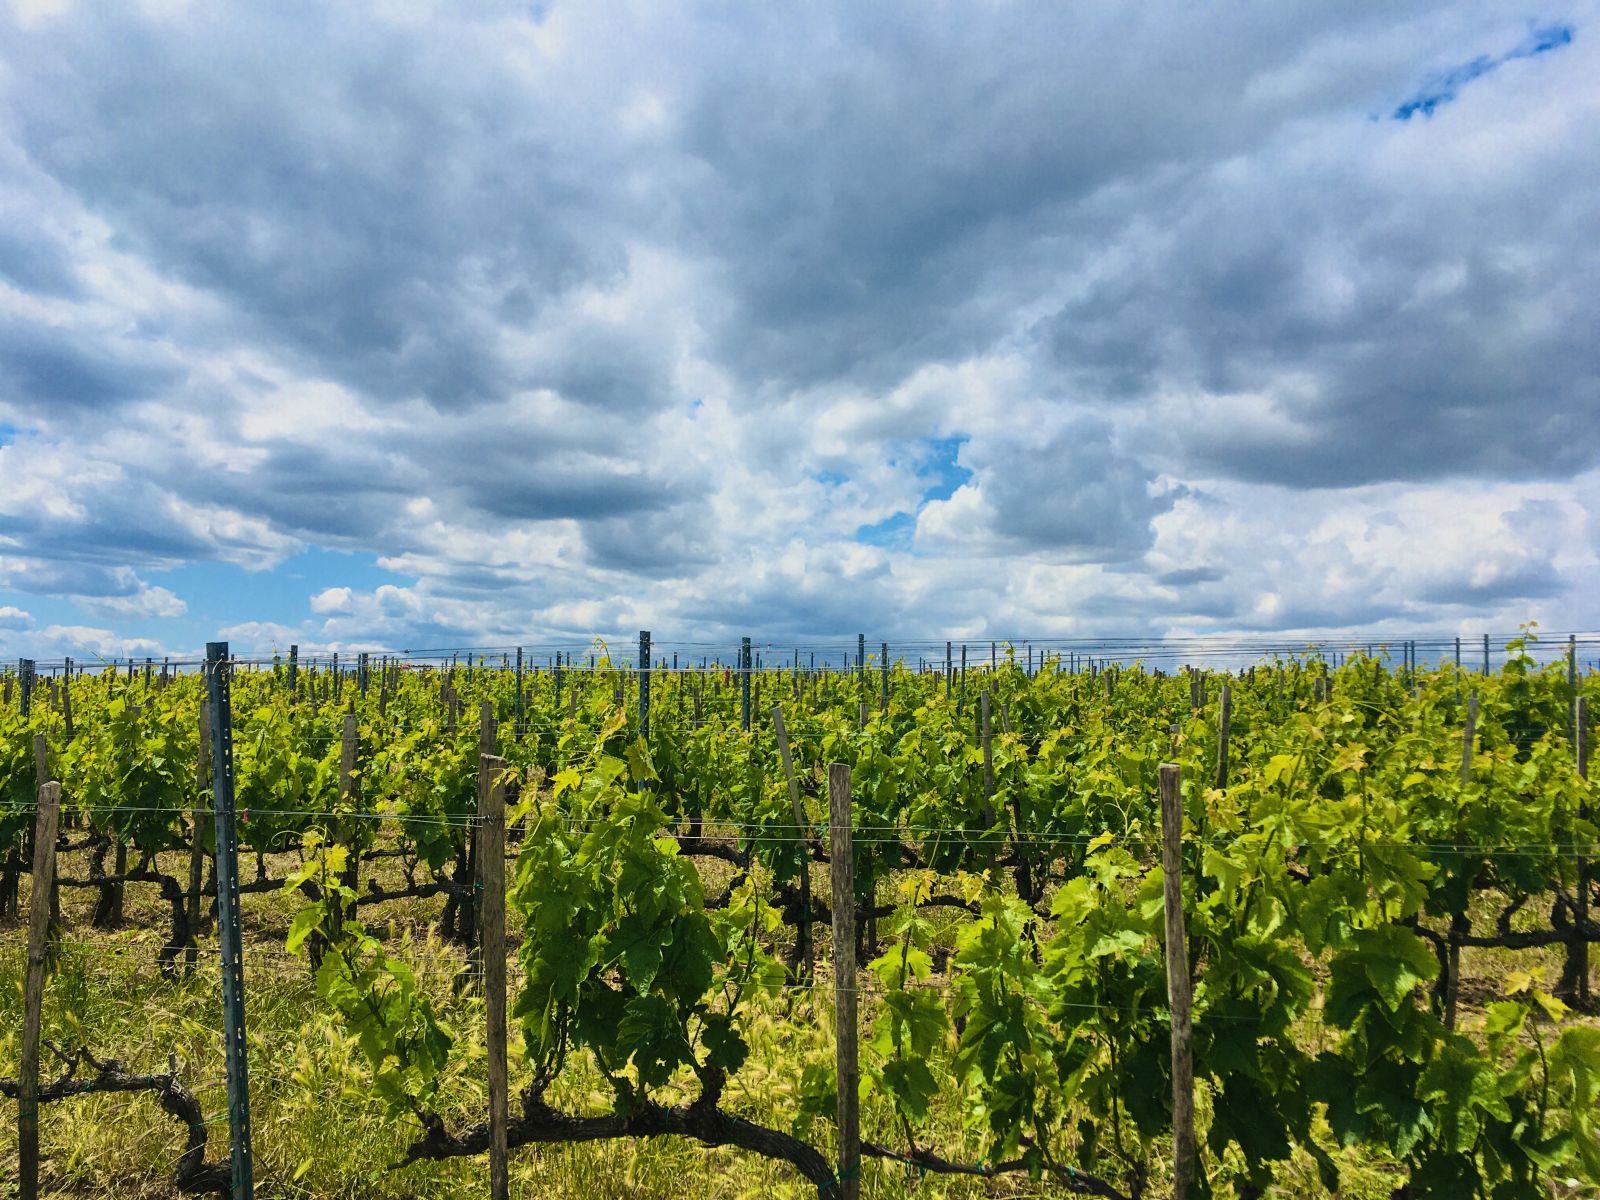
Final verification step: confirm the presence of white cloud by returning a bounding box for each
[87,584,188,619]
[0,1,1594,646]
[310,586,354,614]
[35,626,166,660]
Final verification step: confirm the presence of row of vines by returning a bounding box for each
[2,634,1598,1198]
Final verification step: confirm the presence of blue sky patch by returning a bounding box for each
[161,547,408,625]
[1393,21,1574,119]
[917,436,972,502]
[854,511,915,550]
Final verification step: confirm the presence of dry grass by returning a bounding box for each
[0,844,1594,1199]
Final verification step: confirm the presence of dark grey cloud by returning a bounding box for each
[175,442,412,545]
[0,556,141,598]
[581,507,717,576]
[920,417,1174,560]
[0,0,1595,650]
[0,319,184,415]
[670,2,1503,394]
[465,466,686,524]
[0,470,218,568]
[0,225,80,297]
[382,402,703,530]
[4,4,626,412]
[1157,567,1224,587]
[1043,82,1600,487]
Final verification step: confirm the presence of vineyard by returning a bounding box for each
[2,632,1599,1200]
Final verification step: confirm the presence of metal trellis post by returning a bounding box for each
[206,641,254,1200]
[515,646,524,737]
[639,631,651,742]
[741,636,752,731]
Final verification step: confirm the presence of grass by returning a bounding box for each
[0,846,1595,1199]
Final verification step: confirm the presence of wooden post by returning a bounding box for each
[1570,636,1578,744]
[1446,692,1479,1029]
[480,754,509,1200]
[513,647,524,736]
[462,701,497,957]
[1215,684,1232,790]
[773,708,812,981]
[340,713,358,794]
[32,731,48,791]
[335,713,359,940]
[1576,697,1590,1007]
[1159,763,1196,1200]
[829,762,859,1200]
[19,779,61,1200]
[188,704,211,971]
[61,656,73,740]
[980,690,995,826]
[958,643,967,713]
[29,734,48,922]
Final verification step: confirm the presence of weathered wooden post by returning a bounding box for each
[18,779,61,1200]
[480,754,509,1200]
[1159,763,1195,1199]
[829,762,859,1200]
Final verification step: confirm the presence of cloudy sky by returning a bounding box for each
[0,1,1596,661]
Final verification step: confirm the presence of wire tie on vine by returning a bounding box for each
[823,1162,861,1187]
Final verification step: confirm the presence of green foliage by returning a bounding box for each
[6,639,1598,1198]
[285,837,453,1118]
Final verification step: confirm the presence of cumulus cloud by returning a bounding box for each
[916,418,1176,560]
[86,584,188,619]
[0,1,1595,650]
[309,587,354,614]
